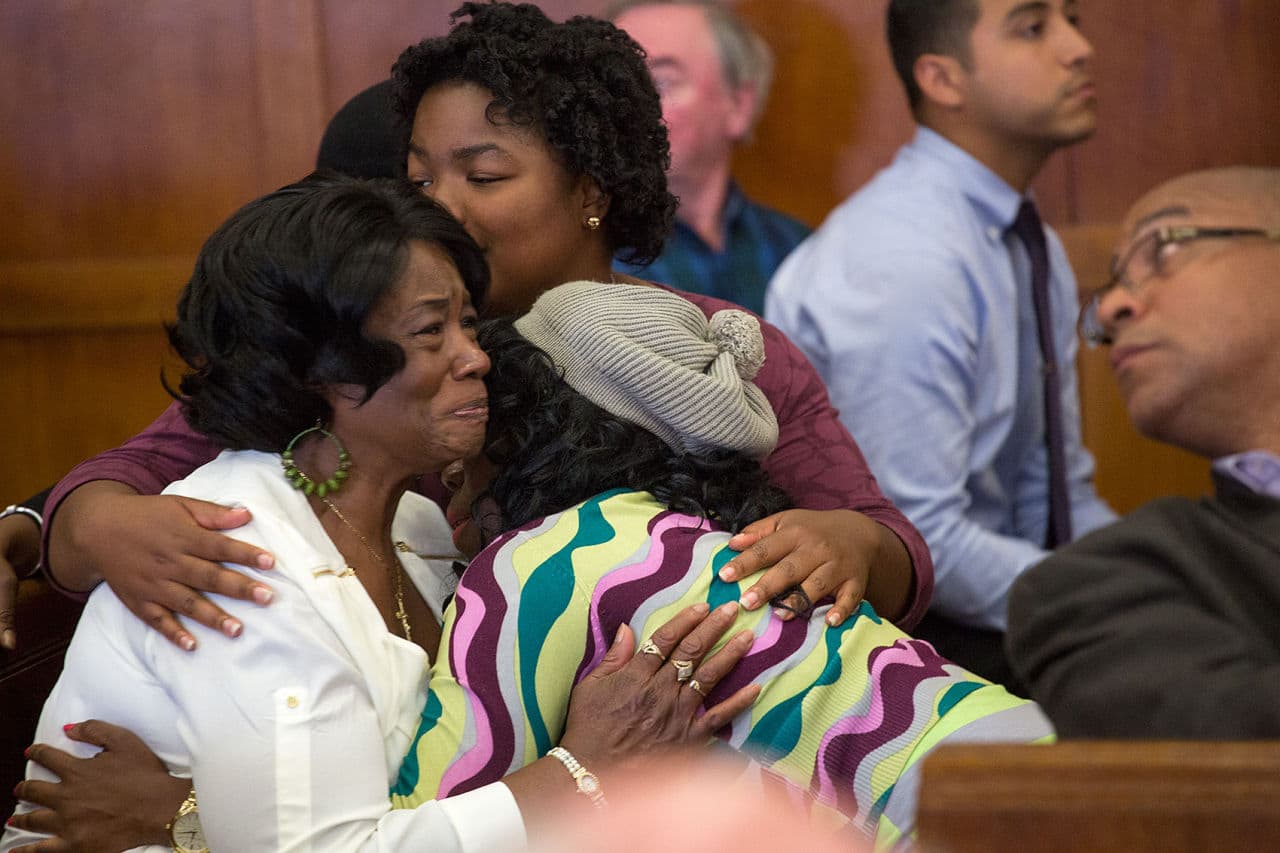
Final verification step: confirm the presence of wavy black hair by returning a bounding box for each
[476,318,791,533]
[168,171,489,452]
[390,1,677,265]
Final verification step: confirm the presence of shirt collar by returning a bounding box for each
[909,126,1027,231]
[671,182,749,250]
[1214,451,1280,500]
[722,181,748,224]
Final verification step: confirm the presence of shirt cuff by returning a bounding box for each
[437,782,527,852]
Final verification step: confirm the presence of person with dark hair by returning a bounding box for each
[607,0,810,314]
[315,79,401,180]
[1008,167,1280,738]
[398,283,1050,848]
[31,2,933,666]
[767,0,1113,686]
[3,175,758,852]
[13,281,1049,850]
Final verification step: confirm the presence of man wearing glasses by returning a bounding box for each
[1008,166,1280,737]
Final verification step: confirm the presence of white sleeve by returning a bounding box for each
[148,532,525,850]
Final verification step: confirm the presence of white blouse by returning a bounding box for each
[2,450,525,852]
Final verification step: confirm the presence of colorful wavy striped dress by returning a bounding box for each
[392,489,1052,845]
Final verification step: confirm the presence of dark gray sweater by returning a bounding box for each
[1007,472,1280,738]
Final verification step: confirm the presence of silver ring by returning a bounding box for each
[638,639,664,658]
[688,679,707,697]
[670,658,695,682]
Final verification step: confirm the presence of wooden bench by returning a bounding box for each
[917,741,1280,852]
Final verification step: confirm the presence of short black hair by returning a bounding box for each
[886,0,980,114]
[316,80,401,179]
[168,172,489,452]
[476,318,791,534]
[390,1,677,265]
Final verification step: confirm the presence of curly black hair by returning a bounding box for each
[390,1,677,265]
[167,171,489,452]
[476,318,792,533]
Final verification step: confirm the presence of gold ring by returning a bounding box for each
[638,639,664,658]
[670,658,695,682]
[688,679,707,697]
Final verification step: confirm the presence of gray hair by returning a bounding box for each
[608,0,775,134]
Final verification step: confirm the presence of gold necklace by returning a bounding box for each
[320,496,412,642]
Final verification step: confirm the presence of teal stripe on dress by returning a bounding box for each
[391,688,443,795]
[744,622,846,761]
[707,548,738,610]
[937,681,984,716]
[518,492,617,755]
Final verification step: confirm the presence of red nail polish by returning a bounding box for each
[63,723,75,733]
[21,746,30,759]
[6,814,16,826]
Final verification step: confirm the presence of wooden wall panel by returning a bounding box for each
[1072,2,1280,223]
[0,0,333,499]
[0,331,179,500]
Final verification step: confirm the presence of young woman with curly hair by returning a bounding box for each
[37,3,933,648]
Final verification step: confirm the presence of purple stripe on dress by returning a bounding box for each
[714,611,811,701]
[815,638,951,817]
[439,546,517,794]
[439,585,499,794]
[578,512,707,674]
[573,512,716,682]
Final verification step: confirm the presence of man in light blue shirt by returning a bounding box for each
[767,0,1113,680]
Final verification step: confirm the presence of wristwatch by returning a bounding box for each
[547,746,608,808]
[166,788,208,853]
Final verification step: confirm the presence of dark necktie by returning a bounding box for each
[1008,200,1071,549]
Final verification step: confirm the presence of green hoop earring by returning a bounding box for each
[281,425,351,497]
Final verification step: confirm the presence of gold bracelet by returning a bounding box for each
[547,746,607,808]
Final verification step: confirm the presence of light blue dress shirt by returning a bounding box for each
[766,127,1115,630]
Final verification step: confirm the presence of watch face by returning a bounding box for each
[173,811,208,852]
[579,773,602,795]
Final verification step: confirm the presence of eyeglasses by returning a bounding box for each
[1078,226,1280,346]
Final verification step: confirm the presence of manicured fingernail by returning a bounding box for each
[717,602,739,617]
[252,586,274,605]
[5,815,15,826]
[222,618,243,638]
[718,565,735,581]
[21,747,30,760]
[62,723,75,734]
[739,591,759,610]
[256,553,275,570]
[691,602,709,615]
[179,634,197,652]
[615,624,626,643]
[2,629,15,650]
[826,611,841,626]
[772,608,794,621]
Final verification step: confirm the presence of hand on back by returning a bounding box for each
[720,508,912,626]
[50,481,277,650]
